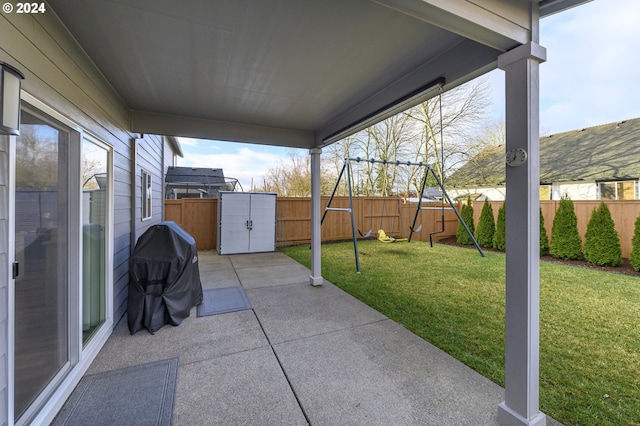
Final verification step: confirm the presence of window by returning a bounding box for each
[539,185,551,200]
[82,136,111,344]
[599,181,636,200]
[142,170,152,220]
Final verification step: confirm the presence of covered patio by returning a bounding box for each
[48,1,587,424]
[85,250,563,425]
[1,1,591,424]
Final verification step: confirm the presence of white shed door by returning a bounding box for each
[248,193,276,253]
[219,193,251,254]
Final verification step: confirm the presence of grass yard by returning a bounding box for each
[279,240,640,426]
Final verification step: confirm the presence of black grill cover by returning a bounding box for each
[128,221,203,334]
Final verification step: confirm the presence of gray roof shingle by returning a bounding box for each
[449,117,640,186]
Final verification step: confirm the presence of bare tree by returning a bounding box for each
[263,79,494,198]
[256,150,335,196]
[322,78,492,197]
[404,78,491,185]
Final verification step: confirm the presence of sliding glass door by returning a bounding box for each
[14,109,75,419]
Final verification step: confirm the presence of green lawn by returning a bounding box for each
[279,240,640,426]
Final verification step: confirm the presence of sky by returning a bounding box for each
[179,0,640,191]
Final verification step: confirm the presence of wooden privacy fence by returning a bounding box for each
[165,197,463,251]
[167,197,640,258]
[472,200,640,258]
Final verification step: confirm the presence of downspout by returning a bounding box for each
[130,138,140,253]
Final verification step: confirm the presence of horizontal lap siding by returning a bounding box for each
[0,137,9,426]
[1,11,168,424]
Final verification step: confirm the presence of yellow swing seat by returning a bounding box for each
[377,229,408,243]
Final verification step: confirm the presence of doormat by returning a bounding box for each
[52,357,178,426]
[197,286,252,317]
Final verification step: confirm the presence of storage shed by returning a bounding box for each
[217,192,277,255]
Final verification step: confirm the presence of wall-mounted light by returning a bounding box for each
[0,62,25,135]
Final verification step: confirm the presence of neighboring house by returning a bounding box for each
[165,166,239,199]
[448,118,640,201]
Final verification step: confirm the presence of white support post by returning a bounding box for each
[497,41,547,426]
[309,148,323,286]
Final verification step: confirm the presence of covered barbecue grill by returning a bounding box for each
[128,221,203,334]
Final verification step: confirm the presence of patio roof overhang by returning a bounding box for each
[47,0,587,149]
[43,2,591,426]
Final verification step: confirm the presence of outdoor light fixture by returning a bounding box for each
[0,62,25,136]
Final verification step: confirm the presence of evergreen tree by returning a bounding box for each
[493,202,506,251]
[475,200,495,248]
[630,213,640,271]
[583,202,622,266]
[540,208,549,256]
[549,198,582,260]
[456,198,475,245]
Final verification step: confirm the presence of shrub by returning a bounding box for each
[549,198,582,260]
[456,198,475,245]
[493,202,506,251]
[540,208,549,256]
[475,200,495,248]
[583,202,622,266]
[630,213,640,271]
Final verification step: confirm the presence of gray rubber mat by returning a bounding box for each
[197,286,252,317]
[53,357,178,426]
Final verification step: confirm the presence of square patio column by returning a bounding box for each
[497,41,547,426]
[309,148,323,286]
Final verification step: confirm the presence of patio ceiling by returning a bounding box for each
[47,0,585,149]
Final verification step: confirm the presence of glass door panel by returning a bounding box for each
[14,110,71,419]
[81,139,108,344]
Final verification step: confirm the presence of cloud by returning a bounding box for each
[178,142,291,191]
[538,0,640,133]
[177,137,201,147]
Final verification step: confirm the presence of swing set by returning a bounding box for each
[321,157,484,273]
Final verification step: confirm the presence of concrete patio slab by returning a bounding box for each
[229,251,297,269]
[274,319,504,425]
[173,346,307,426]
[86,309,267,374]
[79,250,563,426]
[248,281,386,344]
[235,263,311,289]
[199,268,241,289]
[197,250,234,271]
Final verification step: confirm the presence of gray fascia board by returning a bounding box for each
[131,110,315,149]
[539,0,593,18]
[317,39,501,147]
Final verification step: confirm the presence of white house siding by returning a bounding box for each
[1,11,166,425]
[0,136,9,426]
[551,182,597,200]
[448,186,507,201]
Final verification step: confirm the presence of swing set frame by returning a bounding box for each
[321,157,484,273]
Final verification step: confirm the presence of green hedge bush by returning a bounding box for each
[630,213,640,271]
[475,200,495,248]
[583,202,622,266]
[540,208,549,256]
[493,202,506,251]
[456,198,475,245]
[550,198,582,260]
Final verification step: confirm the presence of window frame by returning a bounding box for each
[141,169,152,221]
[598,180,637,200]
